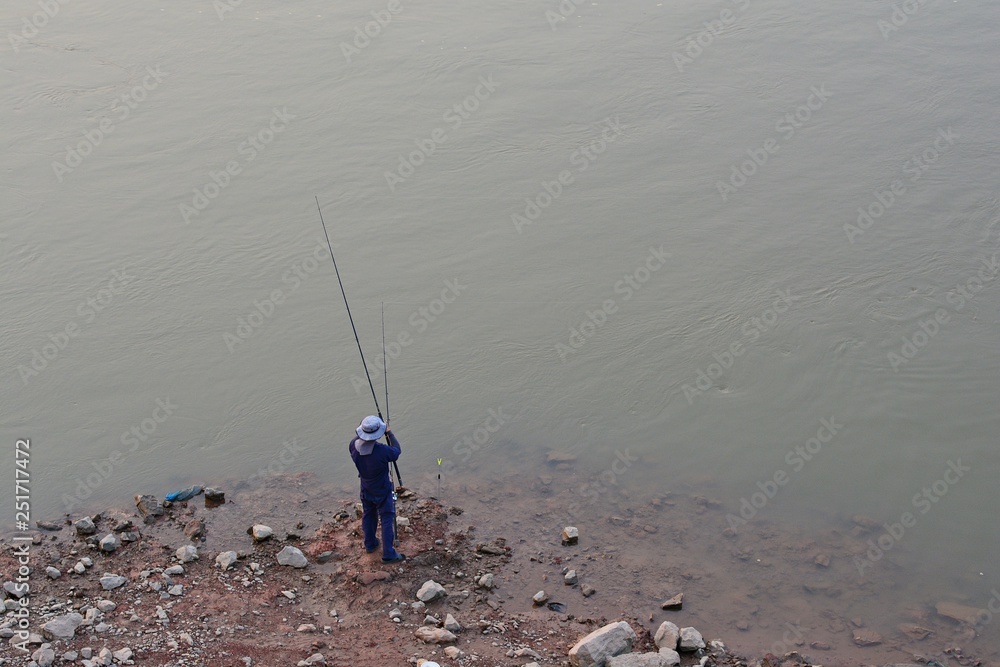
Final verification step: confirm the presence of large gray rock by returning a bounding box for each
[100,574,127,590]
[417,580,447,602]
[277,546,308,568]
[654,621,680,650]
[678,627,705,651]
[569,621,637,667]
[658,648,681,666]
[607,653,672,667]
[32,647,56,666]
[41,612,84,640]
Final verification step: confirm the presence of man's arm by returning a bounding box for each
[384,429,401,462]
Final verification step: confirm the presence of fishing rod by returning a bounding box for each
[382,302,402,488]
[315,197,403,487]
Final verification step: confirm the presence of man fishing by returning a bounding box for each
[349,415,406,563]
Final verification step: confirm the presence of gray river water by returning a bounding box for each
[2,0,999,657]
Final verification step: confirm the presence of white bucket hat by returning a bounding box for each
[356,415,386,441]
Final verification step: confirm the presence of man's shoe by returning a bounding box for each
[365,539,380,554]
[381,553,406,564]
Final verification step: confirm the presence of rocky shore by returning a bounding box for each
[0,468,996,667]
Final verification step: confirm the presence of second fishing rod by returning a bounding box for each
[315,196,402,489]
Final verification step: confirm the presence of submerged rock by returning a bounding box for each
[936,601,986,625]
[852,628,882,646]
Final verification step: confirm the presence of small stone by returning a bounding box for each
[810,641,831,650]
[81,556,93,567]
[74,516,97,535]
[568,621,637,667]
[281,590,296,600]
[660,593,683,610]
[180,632,194,646]
[73,561,87,574]
[546,450,577,464]
[99,533,120,553]
[100,574,127,591]
[852,628,882,646]
[113,648,133,662]
[94,621,110,633]
[63,651,79,661]
[444,613,462,633]
[176,545,199,563]
[164,565,184,575]
[414,626,457,643]
[444,646,463,659]
[216,550,238,570]
[608,516,630,526]
[276,546,308,568]
[581,584,596,597]
[168,584,183,596]
[316,551,335,563]
[423,614,440,626]
[45,566,61,579]
[204,487,225,501]
[297,624,316,633]
[417,580,447,602]
[561,526,579,546]
[389,608,403,620]
[96,600,117,612]
[814,553,831,567]
[301,653,326,666]
[678,627,705,651]
[412,601,426,612]
[250,524,273,541]
[532,590,549,605]
[397,516,410,527]
[477,573,495,589]
[81,646,94,659]
[564,569,578,585]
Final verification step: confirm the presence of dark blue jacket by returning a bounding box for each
[349,431,400,501]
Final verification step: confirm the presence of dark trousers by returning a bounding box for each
[361,489,399,559]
